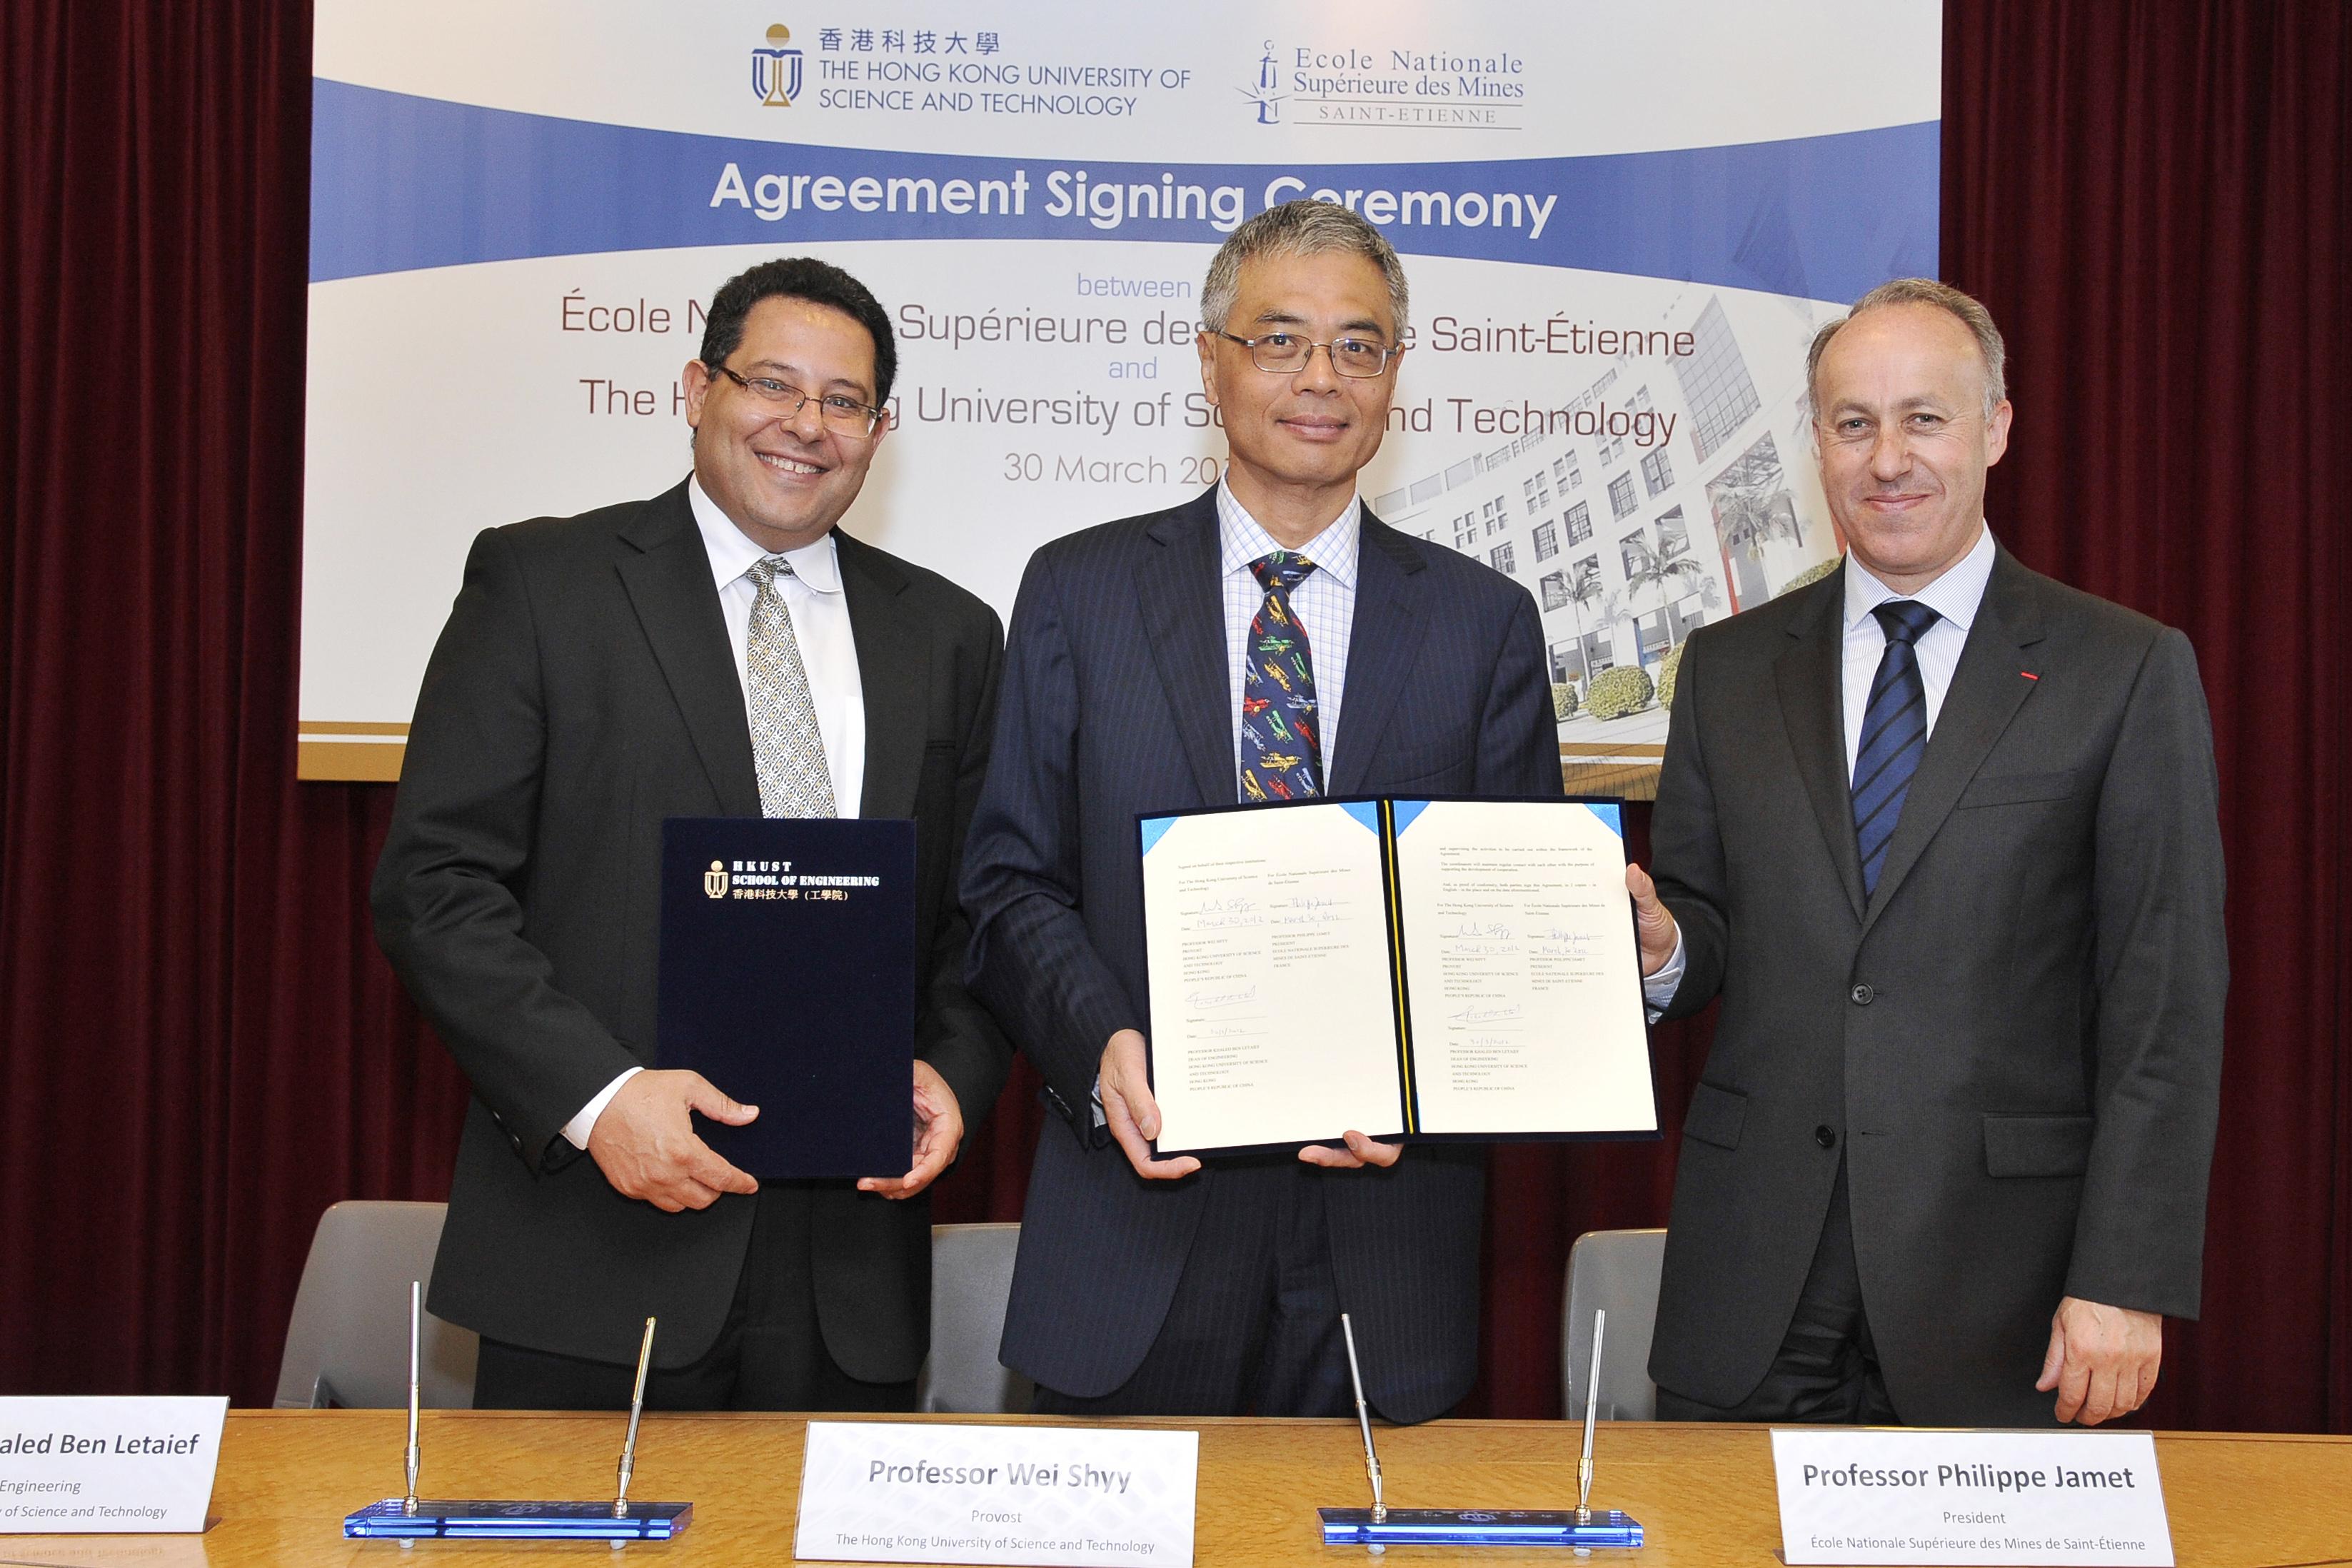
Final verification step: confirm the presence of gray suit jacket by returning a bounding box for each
[960,488,1562,1423]
[1647,547,2226,1425]
[373,480,1009,1378]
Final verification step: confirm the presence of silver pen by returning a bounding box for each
[613,1317,657,1518]
[1577,1308,1607,1525]
[402,1280,422,1515]
[1340,1313,1385,1525]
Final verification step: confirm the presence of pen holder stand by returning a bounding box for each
[344,1499,694,1540]
[1319,1507,1643,1549]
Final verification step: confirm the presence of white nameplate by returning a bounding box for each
[1773,1429,2174,1565]
[0,1397,228,1534]
[794,1422,1197,1567]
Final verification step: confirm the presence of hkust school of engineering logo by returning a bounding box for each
[705,860,730,898]
[752,24,803,107]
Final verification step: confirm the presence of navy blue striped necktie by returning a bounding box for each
[1851,599,1942,898]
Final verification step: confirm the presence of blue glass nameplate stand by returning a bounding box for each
[344,1296,691,1543]
[345,1499,693,1541]
[1319,1509,1644,1549]
[1321,1310,1644,1552]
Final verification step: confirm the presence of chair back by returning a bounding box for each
[918,1222,1030,1414]
[1561,1227,1667,1421]
[273,1200,478,1409]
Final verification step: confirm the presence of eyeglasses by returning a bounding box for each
[708,364,886,436]
[1215,331,1399,378]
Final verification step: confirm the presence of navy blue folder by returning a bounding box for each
[656,817,915,1180]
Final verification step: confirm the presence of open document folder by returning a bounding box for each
[1140,796,1659,1156]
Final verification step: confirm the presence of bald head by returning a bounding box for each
[1807,278,2007,421]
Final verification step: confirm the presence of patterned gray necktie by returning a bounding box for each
[745,556,837,818]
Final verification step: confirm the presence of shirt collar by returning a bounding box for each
[688,475,843,595]
[1215,479,1362,590]
[1843,521,1996,635]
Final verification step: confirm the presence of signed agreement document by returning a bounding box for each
[1140,798,1657,1155]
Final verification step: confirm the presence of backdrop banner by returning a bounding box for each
[299,1,1940,789]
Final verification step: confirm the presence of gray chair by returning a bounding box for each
[273,1200,478,1409]
[1561,1227,1667,1421]
[917,1222,1030,1414]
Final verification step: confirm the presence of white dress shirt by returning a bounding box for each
[1838,523,1995,781]
[1217,480,1361,786]
[561,478,870,1150]
[1643,524,1999,1014]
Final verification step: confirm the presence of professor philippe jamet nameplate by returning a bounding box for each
[0,1397,227,1534]
[795,1422,1198,1567]
[1773,1429,2174,1566]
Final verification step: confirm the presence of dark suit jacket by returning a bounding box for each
[959,487,1561,1423]
[373,479,1010,1379]
[1646,547,2226,1426]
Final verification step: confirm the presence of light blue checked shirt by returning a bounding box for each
[1217,480,1360,795]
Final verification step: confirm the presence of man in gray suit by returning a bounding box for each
[1627,278,2226,1427]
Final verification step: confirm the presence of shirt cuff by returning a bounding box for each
[1090,1075,1107,1130]
[1642,929,1687,1022]
[561,1066,643,1150]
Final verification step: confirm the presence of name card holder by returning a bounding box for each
[793,1421,1198,1567]
[1772,1429,2174,1566]
[0,1395,227,1534]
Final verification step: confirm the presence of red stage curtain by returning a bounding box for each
[2,1,2344,1431]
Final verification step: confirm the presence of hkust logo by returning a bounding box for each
[705,860,730,898]
[753,24,803,107]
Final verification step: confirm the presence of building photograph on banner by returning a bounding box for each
[298,1,1941,790]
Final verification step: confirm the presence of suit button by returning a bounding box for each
[1849,983,1874,1005]
[1815,1125,1838,1150]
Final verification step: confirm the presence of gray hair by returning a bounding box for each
[1200,199,1411,339]
[1805,277,2008,418]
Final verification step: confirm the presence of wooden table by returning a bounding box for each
[4,1412,2346,1567]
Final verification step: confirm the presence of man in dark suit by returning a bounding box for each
[373,258,1008,1410]
[1627,278,2226,1427]
[960,201,1560,1423]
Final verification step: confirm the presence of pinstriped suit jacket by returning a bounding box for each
[961,486,1561,1423]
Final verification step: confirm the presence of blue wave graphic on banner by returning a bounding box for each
[311,79,1936,301]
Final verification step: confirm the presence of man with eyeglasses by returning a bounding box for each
[962,201,1561,1422]
[375,257,1010,1412]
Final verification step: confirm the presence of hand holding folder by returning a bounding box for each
[853,1059,965,1200]
[586,1070,763,1212]
[1103,1022,1408,1179]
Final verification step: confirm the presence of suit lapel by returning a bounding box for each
[1137,492,1240,805]
[614,482,760,818]
[1860,548,2047,935]
[1774,568,1867,923]
[835,530,929,820]
[1327,516,1428,796]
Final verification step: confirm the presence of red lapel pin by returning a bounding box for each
[2020,671,2040,681]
